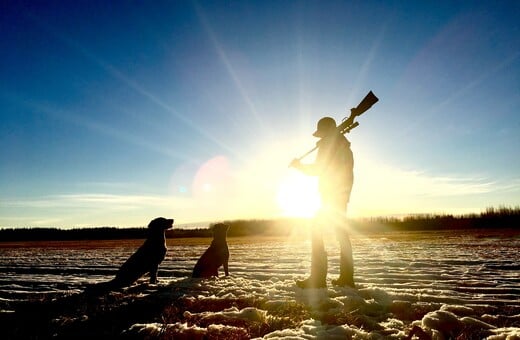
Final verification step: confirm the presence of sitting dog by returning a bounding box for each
[86,217,173,294]
[192,223,229,278]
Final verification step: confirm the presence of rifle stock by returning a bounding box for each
[355,91,379,116]
[337,91,378,134]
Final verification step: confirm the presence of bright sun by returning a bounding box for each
[276,171,321,217]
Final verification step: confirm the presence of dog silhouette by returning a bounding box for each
[86,217,173,293]
[192,223,229,278]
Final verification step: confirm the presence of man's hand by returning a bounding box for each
[289,158,301,169]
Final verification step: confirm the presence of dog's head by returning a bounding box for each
[211,223,229,239]
[148,217,174,231]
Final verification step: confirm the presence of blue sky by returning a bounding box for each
[1,1,519,228]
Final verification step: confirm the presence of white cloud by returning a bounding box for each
[0,192,196,227]
[3,193,182,209]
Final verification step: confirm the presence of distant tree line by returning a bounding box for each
[0,206,518,242]
[0,218,304,242]
[351,206,520,232]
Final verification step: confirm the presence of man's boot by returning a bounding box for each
[296,247,327,289]
[331,254,354,288]
[296,234,327,289]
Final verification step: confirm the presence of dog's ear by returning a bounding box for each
[212,223,229,233]
[148,217,163,228]
[211,223,221,234]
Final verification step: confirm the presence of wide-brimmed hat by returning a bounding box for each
[313,117,337,137]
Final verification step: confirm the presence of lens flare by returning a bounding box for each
[192,156,231,199]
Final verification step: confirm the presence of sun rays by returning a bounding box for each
[3,2,518,229]
[29,3,384,226]
[193,2,267,136]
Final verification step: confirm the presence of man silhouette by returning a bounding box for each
[290,116,355,288]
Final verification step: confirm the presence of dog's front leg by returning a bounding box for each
[223,258,229,276]
[149,264,159,284]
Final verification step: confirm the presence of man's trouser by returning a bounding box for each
[310,192,353,284]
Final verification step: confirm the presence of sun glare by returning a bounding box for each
[276,171,321,217]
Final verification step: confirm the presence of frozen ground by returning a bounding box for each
[0,228,519,339]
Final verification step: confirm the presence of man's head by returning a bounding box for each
[313,117,337,138]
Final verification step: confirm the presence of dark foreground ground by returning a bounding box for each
[1,281,313,340]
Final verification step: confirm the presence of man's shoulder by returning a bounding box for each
[337,134,351,147]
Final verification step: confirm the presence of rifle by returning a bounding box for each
[292,91,379,162]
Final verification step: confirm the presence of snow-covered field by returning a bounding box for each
[1,228,519,339]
